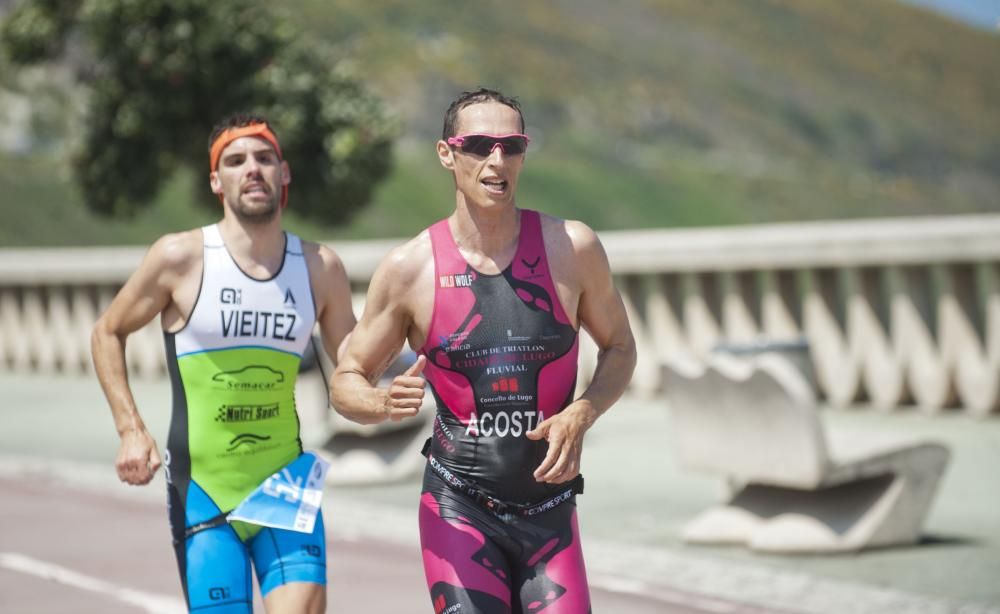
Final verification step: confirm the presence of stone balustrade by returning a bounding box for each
[1,215,997,416]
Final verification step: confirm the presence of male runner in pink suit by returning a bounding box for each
[332,88,636,613]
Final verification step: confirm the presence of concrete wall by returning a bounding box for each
[1,215,997,416]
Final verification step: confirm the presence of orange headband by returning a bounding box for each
[209,122,288,208]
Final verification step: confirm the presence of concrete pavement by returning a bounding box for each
[2,372,999,612]
[1,474,696,613]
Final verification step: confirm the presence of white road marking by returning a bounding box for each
[0,552,186,614]
[3,455,998,614]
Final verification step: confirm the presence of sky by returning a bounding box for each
[900,0,1000,30]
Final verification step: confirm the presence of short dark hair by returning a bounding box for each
[207,113,278,154]
[442,88,525,139]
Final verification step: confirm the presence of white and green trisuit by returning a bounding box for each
[163,224,324,610]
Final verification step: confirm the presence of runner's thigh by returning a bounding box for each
[420,482,514,614]
[514,504,591,613]
[182,523,254,613]
[249,513,328,597]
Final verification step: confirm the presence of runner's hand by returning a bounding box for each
[527,400,598,484]
[382,355,426,422]
[116,428,161,486]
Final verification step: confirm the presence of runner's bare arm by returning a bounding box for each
[566,221,636,419]
[330,244,427,425]
[91,231,200,485]
[304,242,357,369]
[529,221,636,483]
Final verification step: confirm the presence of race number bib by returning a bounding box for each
[228,452,329,533]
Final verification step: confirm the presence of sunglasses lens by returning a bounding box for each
[459,135,528,156]
[498,136,528,154]
[460,135,494,156]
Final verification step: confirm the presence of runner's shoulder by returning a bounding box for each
[146,229,202,275]
[537,213,602,257]
[301,239,347,278]
[374,229,432,289]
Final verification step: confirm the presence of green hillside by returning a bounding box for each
[2,0,998,245]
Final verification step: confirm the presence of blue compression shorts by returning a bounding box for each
[169,482,327,612]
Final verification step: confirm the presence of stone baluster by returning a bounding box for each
[895,266,958,412]
[721,270,761,343]
[761,270,802,340]
[618,275,663,397]
[0,288,23,370]
[23,287,58,373]
[644,273,696,368]
[72,287,100,374]
[803,268,863,407]
[945,263,1000,416]
[682,272,723,359]
[857,267,909,411]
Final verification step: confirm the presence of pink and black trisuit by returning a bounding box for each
[418,209,592,613]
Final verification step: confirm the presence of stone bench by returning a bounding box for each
[662,353,951,553]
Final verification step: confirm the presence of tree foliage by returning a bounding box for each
[1,0,394,224]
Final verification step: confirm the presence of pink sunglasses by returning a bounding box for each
[446,133,530,156]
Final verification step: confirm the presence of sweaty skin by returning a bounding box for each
[331,99,636,613]
[421,209,579,504]
[92,132,355,614]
